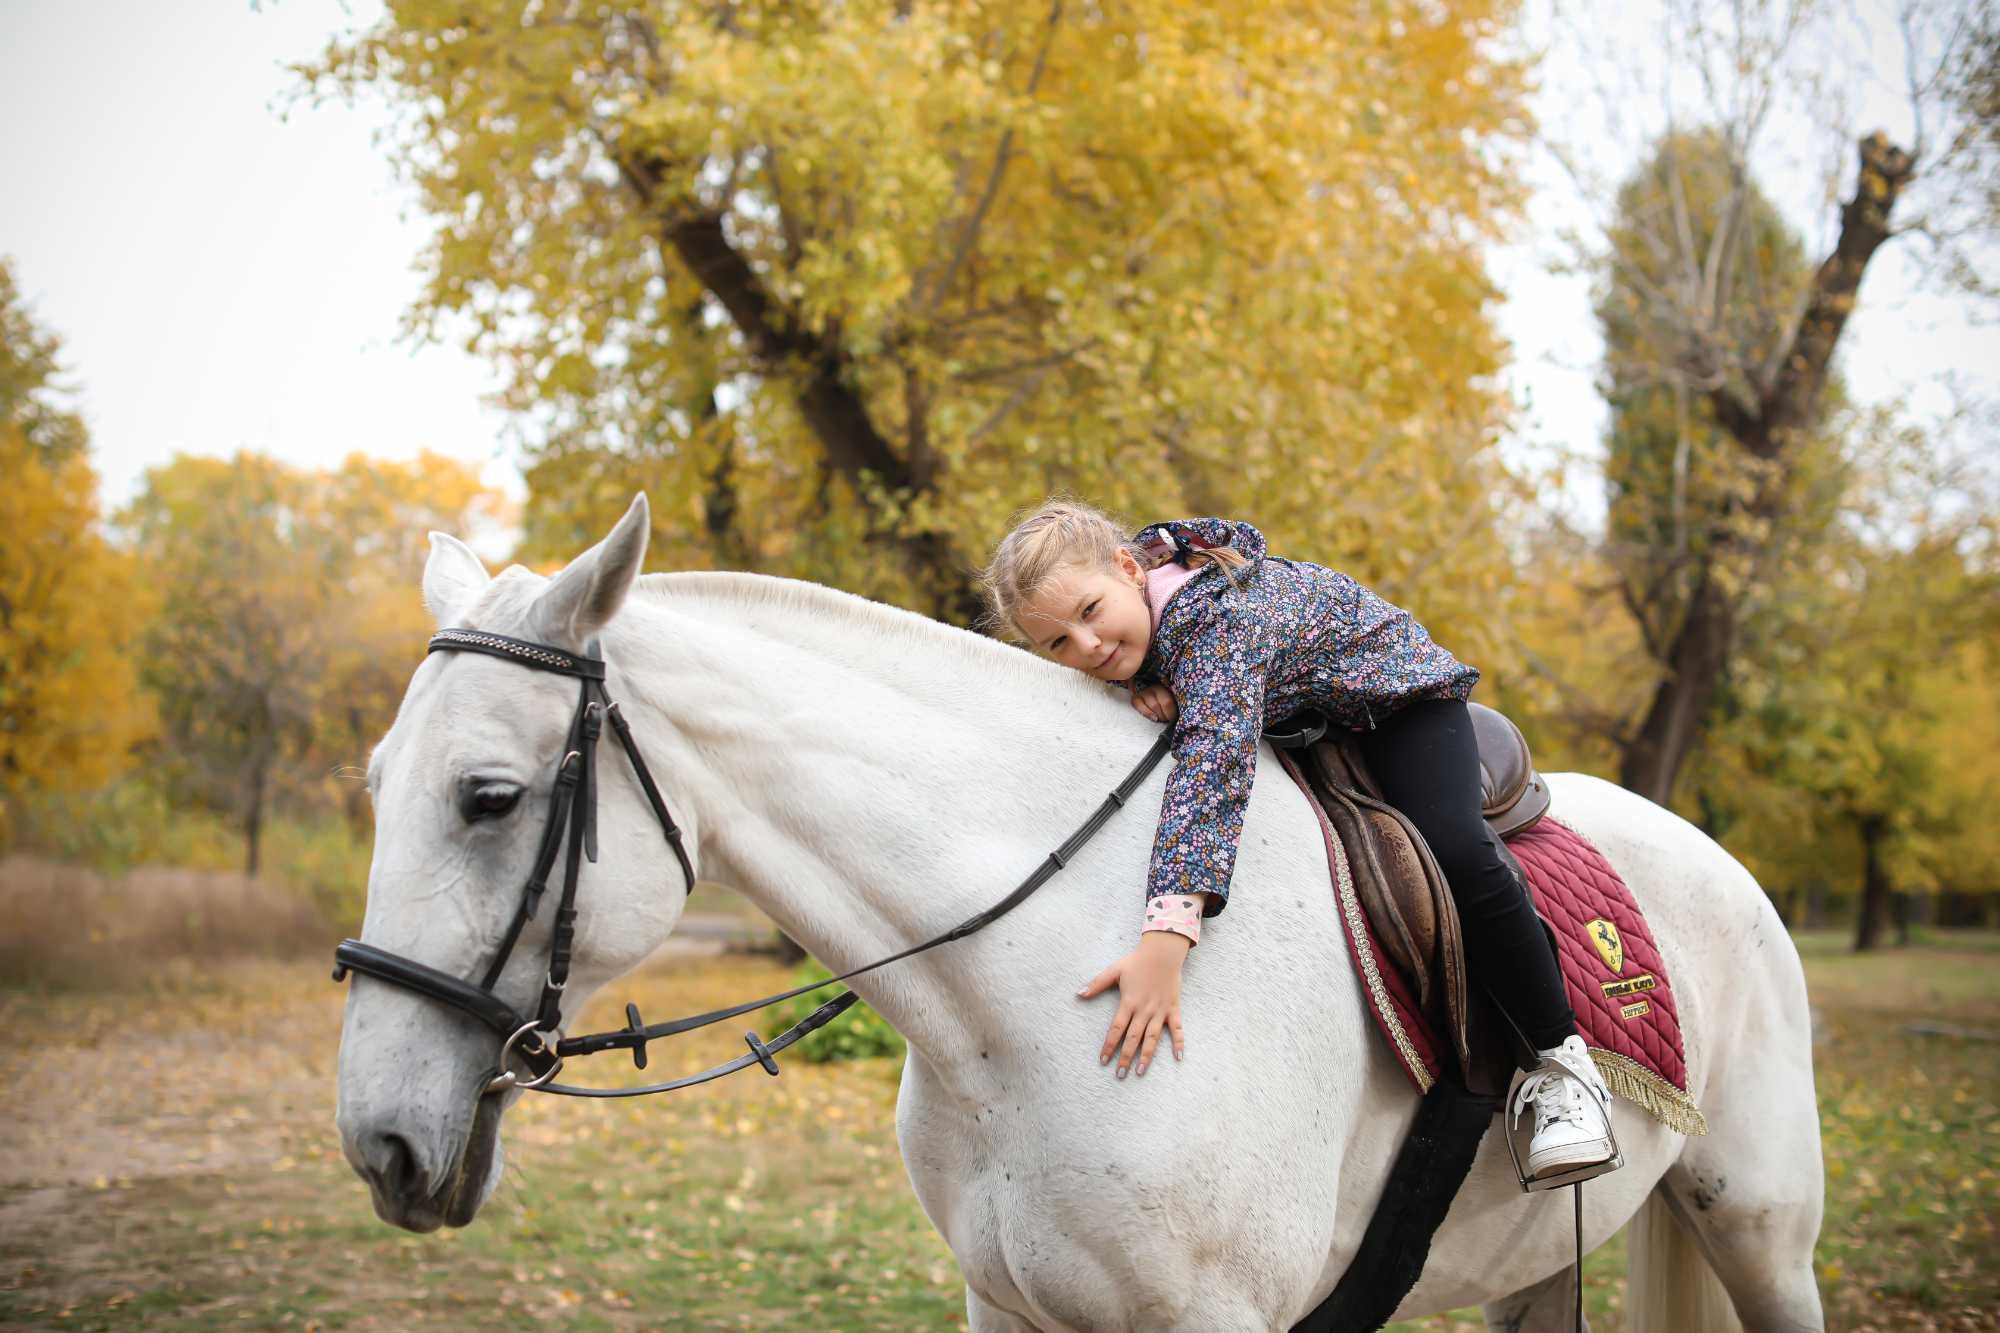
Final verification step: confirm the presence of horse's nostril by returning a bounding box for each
[359,1131,427,1200]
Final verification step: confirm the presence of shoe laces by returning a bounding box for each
[1510,1067,1593,1133]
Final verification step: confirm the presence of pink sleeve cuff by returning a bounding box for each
[1143,893,1205,946]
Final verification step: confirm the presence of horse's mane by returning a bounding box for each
[629,570,1098,700]
[460,563,1109,710]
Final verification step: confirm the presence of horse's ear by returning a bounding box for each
[423,531,492,628]
[531,493,651,649]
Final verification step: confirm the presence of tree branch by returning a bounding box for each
[1740,133,1915,454]
[916,0,1064,314]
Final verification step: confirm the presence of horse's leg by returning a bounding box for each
[1480,1266,1588,1333]
[1649,1154,1825,1332]
[1634,969,1825,1331]
[966,1285,1040,1333]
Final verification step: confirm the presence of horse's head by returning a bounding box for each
[335,494,695,1230]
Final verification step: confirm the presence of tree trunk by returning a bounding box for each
[703,436,748,569]
[1615,136,1913,805]
[1618,575,1735,805]
[631,188,986,626]
[1772,887,1796,928]
[1805,880,1828,929]
[244,751,269,878]
[1852,813,1891,952]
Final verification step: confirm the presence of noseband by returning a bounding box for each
[333,627,700,1093]
[334,626,1172,1100]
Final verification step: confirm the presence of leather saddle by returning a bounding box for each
[1264,703,1550,1083]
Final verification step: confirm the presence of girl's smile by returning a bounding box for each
[1013,547,1153,683]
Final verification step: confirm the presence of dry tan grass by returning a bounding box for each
[0,856,327,984]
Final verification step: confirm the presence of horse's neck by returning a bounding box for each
[607,574,1150,1058]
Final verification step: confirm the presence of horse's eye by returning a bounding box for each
[459,780,523,823]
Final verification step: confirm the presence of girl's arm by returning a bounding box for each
[1142,598,1270,917]
[1078,599,1267,1077]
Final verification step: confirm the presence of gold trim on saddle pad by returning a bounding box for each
[1327,806,1434,1094]
[1277,749,1433,1094]
[1590,1049,1710,1136]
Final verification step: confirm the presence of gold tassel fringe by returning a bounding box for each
[1589,1048,1710,1136]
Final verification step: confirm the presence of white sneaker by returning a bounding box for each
[1514,1036,1617,1179]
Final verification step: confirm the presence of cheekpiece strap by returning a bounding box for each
[429,628,607,680]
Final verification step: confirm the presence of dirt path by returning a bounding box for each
[0,912,768,1195]
[0,947,963,1330]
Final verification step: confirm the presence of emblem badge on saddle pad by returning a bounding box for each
[1586,918,1624,975]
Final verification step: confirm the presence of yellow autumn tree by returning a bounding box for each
[119,451,501,874]
[0,261,155,839]
[0,259,88,464]
[302,1,1534,670]
[1919,635,2000,911]
[0,423,157,830]
[310,452,510,827]
[1668,403,2000,948]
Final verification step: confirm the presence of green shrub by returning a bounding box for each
[762,962,906,1063]
[7,777,240,874]
[259,815,373,934]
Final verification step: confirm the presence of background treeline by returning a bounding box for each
[3,0,1995,954]
[1,257,507,929]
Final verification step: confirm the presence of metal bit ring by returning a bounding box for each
[485,1020,564,1095]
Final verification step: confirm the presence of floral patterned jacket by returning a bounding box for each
[1126,517,1479,924]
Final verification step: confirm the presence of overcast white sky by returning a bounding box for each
[1,1,1992,546]
[1,1,518,515]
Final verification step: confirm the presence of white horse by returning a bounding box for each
[336,497,1825,1331]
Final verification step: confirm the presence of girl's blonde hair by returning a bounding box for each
[980,498,1248,641]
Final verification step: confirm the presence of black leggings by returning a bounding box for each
[1359,698,1577,1051]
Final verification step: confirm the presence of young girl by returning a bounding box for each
[981,499,1618,1180]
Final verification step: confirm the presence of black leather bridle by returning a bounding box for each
[332,626,1173,1100]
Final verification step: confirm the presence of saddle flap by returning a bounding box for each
[1301,742,1471,1074]
[1267,703,1552,1081]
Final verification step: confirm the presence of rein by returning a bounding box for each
[333,626,1173,1100]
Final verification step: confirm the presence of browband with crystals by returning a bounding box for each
[428,627,607,680]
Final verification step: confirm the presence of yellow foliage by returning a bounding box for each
[116,451,505,861]
[1679,521,2000,899]
[1480,531,1651,782]
[0,422,156,833]
[305,1,1533,666]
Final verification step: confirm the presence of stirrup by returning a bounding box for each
[1502,1059,1623,1194]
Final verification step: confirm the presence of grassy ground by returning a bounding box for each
[0,921,1993,1329]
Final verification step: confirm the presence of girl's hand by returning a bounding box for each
[1077,931,1189,1078]
[1132,684,1178,724]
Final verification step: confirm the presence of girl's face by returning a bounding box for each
[1015,547,1153,683]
